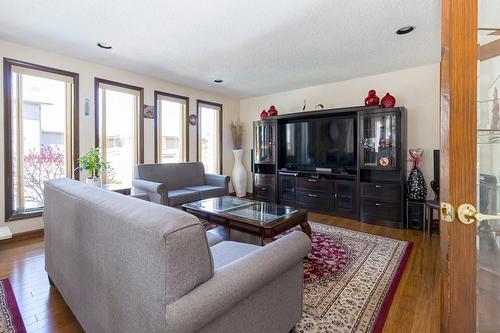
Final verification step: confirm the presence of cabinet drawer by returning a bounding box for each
[253,184,275,201]
[296,190,333,211]
[361,182,401,203]
[297,177,331,193]
[254,174,275,186]
[361,200,401,221]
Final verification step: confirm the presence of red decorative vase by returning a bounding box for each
[364,90,379,106]
[381,93,396,108]
[267,105,278,117]
[260,109,269,120]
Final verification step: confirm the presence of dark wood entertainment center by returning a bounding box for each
[252,105,407,228]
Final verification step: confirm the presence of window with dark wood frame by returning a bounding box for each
[3,58,79,221]
[154,91,189,163]
[196,99,223,174]
[94,78,144,185]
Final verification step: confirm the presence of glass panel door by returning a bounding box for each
[198,102,221,174]
[254,122,275,163]
[157,96,187,163]
[98,85,140,185]
[361,113,398,168]
[476,1,500,327]
[10,67,74,213]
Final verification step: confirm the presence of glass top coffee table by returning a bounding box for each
[182,196,311,246]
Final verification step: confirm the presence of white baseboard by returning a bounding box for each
[0,226,13,240]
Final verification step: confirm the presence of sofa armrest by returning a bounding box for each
[130,193,151,201]
[165,231,311,333]
[132,179,167,194]
[205,173,230,189]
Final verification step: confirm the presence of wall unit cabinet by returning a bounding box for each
[252,106,407,228]
[359,108,406,228]
[277,171,358,219]
[253,173,276,202]
[278,172,297,205]
[252,119,277,202]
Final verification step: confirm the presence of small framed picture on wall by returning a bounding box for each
[144,105,155,119]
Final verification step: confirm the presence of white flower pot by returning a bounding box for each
[86,177,101,187]
[231,149,248,197]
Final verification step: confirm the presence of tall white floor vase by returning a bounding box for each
[231,149,248,197]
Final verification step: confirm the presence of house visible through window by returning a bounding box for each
[96,79,143,186]
[197,100,222,174]
[155,92,188,163]
[4,59,78,220]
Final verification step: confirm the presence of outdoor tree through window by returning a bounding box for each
[4,59,78,220]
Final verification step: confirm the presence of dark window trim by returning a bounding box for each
[153,91,190,163]
[3,57,80,221]
[196,99,223,175]
[94,78,144,163]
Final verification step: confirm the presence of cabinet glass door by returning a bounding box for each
[335,181,355,211]
[279,175,296,203]
[361,113,398,168]
[254,122,275,163]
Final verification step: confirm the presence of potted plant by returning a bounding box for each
[230,121,247,197]
[78,148,107,187]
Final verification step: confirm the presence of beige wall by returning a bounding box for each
[240,63,441,194]
[0,39,440,234]
[0,39,240,234]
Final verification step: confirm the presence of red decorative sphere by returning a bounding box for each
[267,105,278,117]
[260,109,269,120]
[364,90,379,106]
[381,93,396,108]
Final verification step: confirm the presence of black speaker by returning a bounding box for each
[433,149,440,182]
[250,149,254,173]
[407,200,425,230]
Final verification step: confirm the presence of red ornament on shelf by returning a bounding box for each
[364,90,379,106]
[381,93,396,108]
[260,109,269,120]
[267,105,278,117]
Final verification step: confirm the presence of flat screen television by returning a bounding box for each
[279,115,356,172]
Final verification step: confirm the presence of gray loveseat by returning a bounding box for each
[132,162,230,207]
[44,178,311,333]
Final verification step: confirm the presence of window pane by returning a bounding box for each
[11,73,18,211]
[159,99,185,163]
[199,105,220,174]
[12,72,70,212]
[102,88,138,185]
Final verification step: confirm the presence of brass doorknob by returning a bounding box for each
[457,204,500,225]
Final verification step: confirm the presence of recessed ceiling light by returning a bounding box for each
[214,79,224,83]
[396,26,415,35]
[97,42,112,50]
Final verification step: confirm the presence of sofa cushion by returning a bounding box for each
[168,189,201,206]
[210,241,260,270]
[206,231,224,247]
[134,162,206,189]
[184,185,226,199]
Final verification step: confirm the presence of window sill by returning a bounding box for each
[6,210,43,222]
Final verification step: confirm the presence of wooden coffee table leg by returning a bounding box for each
[300,221,312,240]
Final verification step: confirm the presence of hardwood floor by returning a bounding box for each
[0,213,440,333]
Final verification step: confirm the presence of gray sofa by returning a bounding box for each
[132,162,230,207]
[44,178,311,333]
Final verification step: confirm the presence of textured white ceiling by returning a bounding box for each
[0,0,440,98]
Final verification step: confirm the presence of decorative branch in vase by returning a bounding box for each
[230,121,247,197]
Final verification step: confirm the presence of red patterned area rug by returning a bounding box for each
[0,278,26,333]
[293,222,412,333]
[203,220,412,333]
